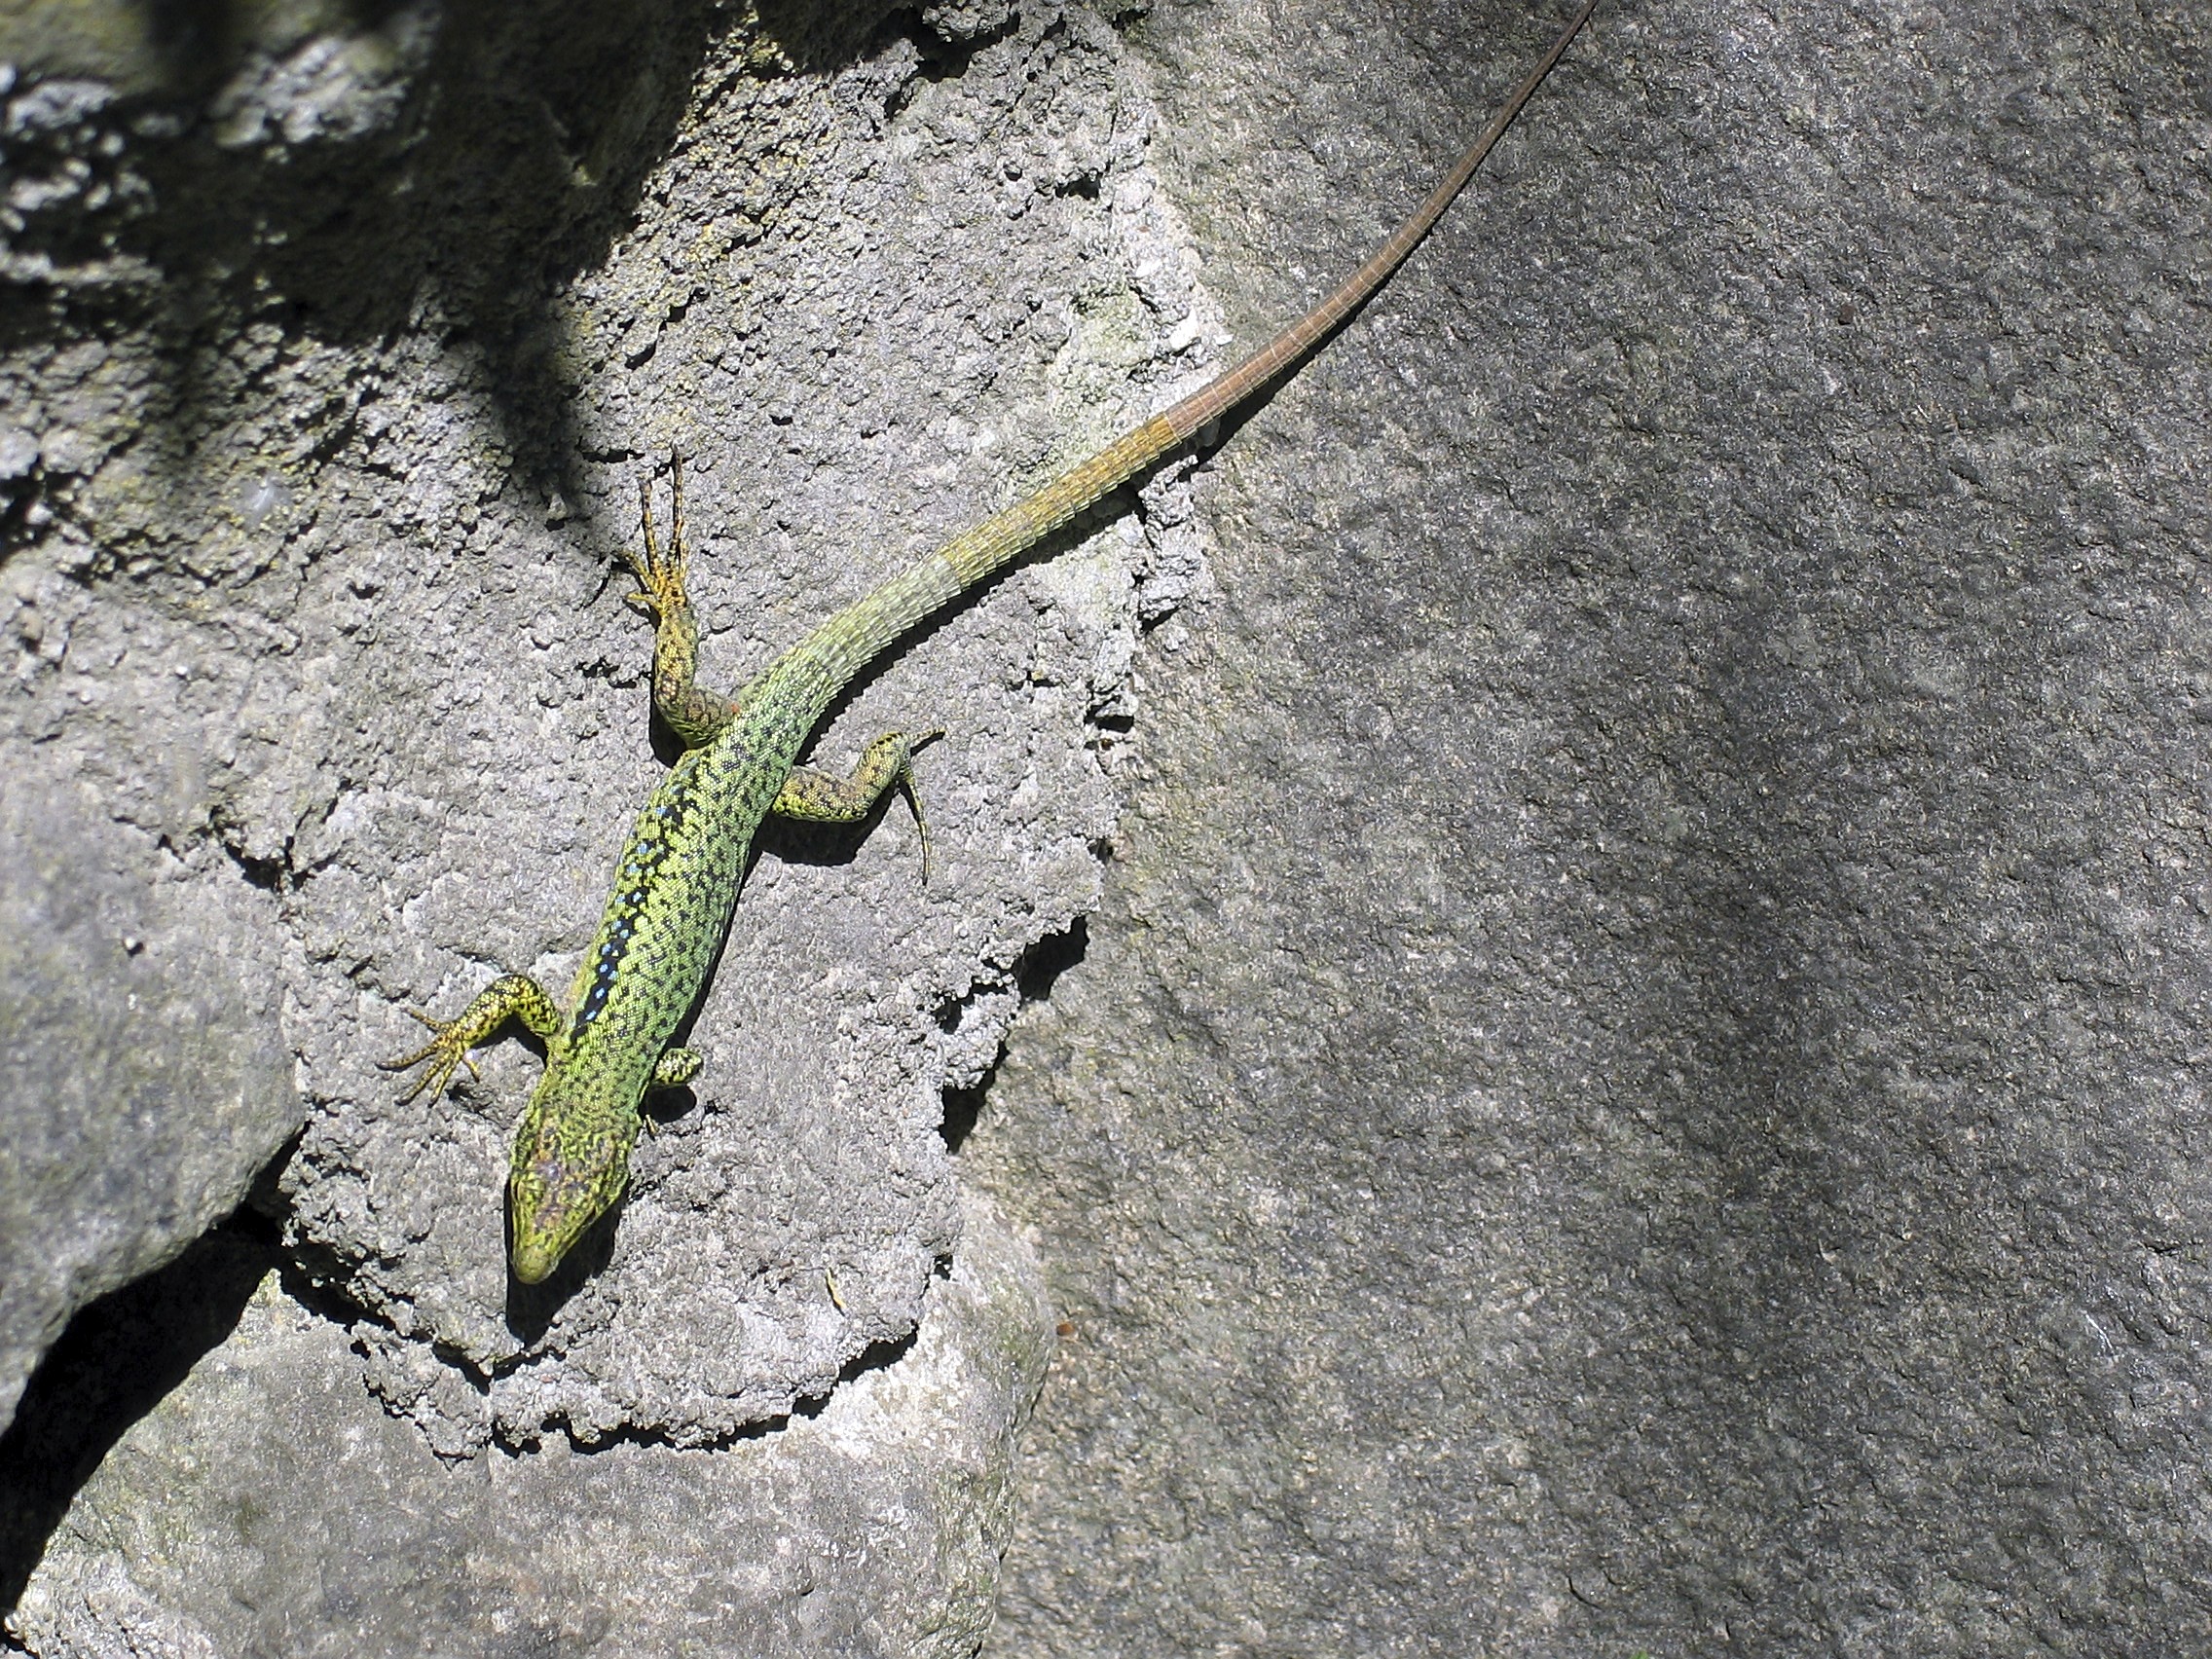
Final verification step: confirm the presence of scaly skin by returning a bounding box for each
[385,1,1602,1284]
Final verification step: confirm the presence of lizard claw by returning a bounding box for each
[623,454,692,620]
[380,1008,483,1104]
[903,730,946,888]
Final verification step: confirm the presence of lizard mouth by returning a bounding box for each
[509,1230,563,1284]
[506,1176,573,1283]
[508,1165,601,1285]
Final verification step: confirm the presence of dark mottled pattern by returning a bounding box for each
[499,3,1600,1279]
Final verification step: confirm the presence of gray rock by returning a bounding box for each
[0,707,297,1434]
[0,0,1183,1457]
[974,1,2212,1655]
[18,0,2204,1651]
[265,0,1189,1452]
[2,0,1187,1648]
[4,1190,1054,1658]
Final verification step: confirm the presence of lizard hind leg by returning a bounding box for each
[380,974,566,1103]
[772,728,947,885]
[624,453,742,749]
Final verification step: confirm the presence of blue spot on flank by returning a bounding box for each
[569,781,702,1048]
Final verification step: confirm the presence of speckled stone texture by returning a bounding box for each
[7,1191,1053,1659]
[973,2,2212,1656]
[3,0,1193,1647]
[1,0,1198,1452]
[10,0,2211,1653]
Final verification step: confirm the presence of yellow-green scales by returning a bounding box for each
[387,0,1601,1283]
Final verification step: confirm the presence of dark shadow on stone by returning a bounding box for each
[833,1320,920,1387]
[938,915,1088,1152]
[756,0,912,71]
[0,1216,278,1618]
[786,1318,923,1421]
[37,0,927,598]
[130,0,248,93]
[939,1080,987,1153]
[488,1278,928,1455]
[129,0,412,96]
[640,1080,699,1128]
[783,492,1135,778]
[896,2,1021,82]
[1017,912,1088,1001]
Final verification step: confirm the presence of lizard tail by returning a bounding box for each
[1152,0,1601,445]
[782,0,1599,697]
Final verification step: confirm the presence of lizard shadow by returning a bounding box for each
[738,367,1303,764]
[725,485,1150,782]
[750,791,910,877]
[501,1204,615,1338]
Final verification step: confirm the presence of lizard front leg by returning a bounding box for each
[772,729,946,884]
[381,974,567,1102]
[624,453,741,749]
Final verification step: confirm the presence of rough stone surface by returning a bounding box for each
[12,0,2211,1652]
[4,1190,1055,1658]
[0,761,296,1434]
[1,0,1202,1457]
[975,2,2212,1656]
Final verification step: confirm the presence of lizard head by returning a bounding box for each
[506,1081,638,1285]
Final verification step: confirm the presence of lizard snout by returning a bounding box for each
[506,1084,637,1284]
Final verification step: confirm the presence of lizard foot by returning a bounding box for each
[622,451,692,624]
[380,1007,485,1104]
[771,728,948,885]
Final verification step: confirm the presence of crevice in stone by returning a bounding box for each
[208,808,292,896]
[940,1078,988,1152]
[0,1213,279,1617]
[829,1320,923,1390]
[938,914,1088,1153]
[478,1271,935,1459]
[896,6,1022,84]
[1017,912,1088,1002]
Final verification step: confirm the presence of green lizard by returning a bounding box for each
[386,1,1601,1285]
